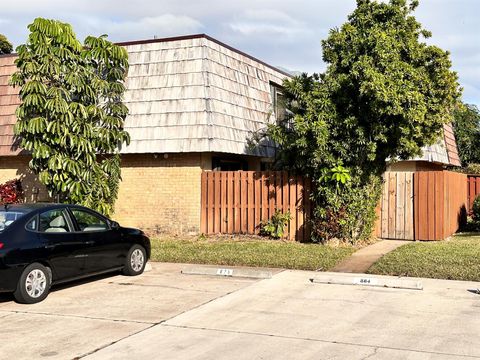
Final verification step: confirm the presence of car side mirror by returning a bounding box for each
[110,221,120,230]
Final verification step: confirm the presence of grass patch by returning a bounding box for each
[368,233,480,281]
[150,235,355,271]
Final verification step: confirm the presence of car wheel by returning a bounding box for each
[123,245,147,276]
[13,263,51,304]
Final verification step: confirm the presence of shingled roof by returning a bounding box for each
[0,34,462,166]
[443,123,461,166]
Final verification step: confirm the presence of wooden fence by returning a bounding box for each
[467,175,480,212]
[200,171,312,241]
[202,170,468,242]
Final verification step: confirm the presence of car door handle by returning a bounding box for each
[85,241,95,245]
[44,244,55,249]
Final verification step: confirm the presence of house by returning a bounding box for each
[0,34,289,234]
[0,33,461,237]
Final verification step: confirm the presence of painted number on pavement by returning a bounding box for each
[353,277,378,286]
[217,268,234,276]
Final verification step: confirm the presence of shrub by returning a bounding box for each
[312,174,382,244]
[462,216,480,232]
[312,207,346,242]
[0,179,23,204]
[472,195,480,221]
[465,163,480,175]
[260,210,291,239]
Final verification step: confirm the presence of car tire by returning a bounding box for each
[123,245,147,276]
[13,263,51,304]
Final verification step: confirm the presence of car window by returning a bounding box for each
[26,217,37,231]
[0,211,26,231]
[39,209,71,233]
[71,209,108,232]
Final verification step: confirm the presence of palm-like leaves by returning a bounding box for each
[10,18,129,216]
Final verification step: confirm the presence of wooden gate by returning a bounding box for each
[378,172,414,240]
[200,171,312,241]
[414,171,467,241]
[377,171,468,241]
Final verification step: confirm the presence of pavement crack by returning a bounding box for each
[108,281,220,293]
[75,276,263,359]
[0,312,13,320]
[72,323,157,360]
[163,324,480,359]
[158,275,276,325]
[3,310,154,325]
[361,347,379,360]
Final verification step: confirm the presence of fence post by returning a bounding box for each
[200,171,207,234]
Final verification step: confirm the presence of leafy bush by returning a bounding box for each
[312,207,346,242]
[260,210,291,239]
[461,216,480,232]
[0,34,13,55]
[472,196,480,221]
[465,163,480,175]
[0,179,23,204]
[312,174,381,244]
[452,104,480,166]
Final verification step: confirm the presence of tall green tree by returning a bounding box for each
[10,18,130,215]
[452,103,480,166]
[269,0,461,242]
[0,34,13,54]
[322,0,460,175]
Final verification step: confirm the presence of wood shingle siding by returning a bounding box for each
[121,35,286,156]
[443,123,461,166]
[408,139,450,165]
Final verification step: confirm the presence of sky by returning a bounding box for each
[1,0,478,107]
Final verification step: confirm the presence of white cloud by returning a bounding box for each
[230,23,303,37]
[241,9,301,24]
[229,9,312,39]
[80,14,203,41]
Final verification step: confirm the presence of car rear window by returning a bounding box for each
[0,210,26,231]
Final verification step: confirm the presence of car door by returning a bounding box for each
[36,208,88,281]
[68,207,125,273]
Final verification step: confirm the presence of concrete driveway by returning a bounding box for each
[1,263,480,359]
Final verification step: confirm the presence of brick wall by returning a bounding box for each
[113,153,206,235]
[0,156,51,202]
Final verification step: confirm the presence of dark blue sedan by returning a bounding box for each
[0,203,150,303]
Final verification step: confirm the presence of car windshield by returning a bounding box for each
[0,210,27,231]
